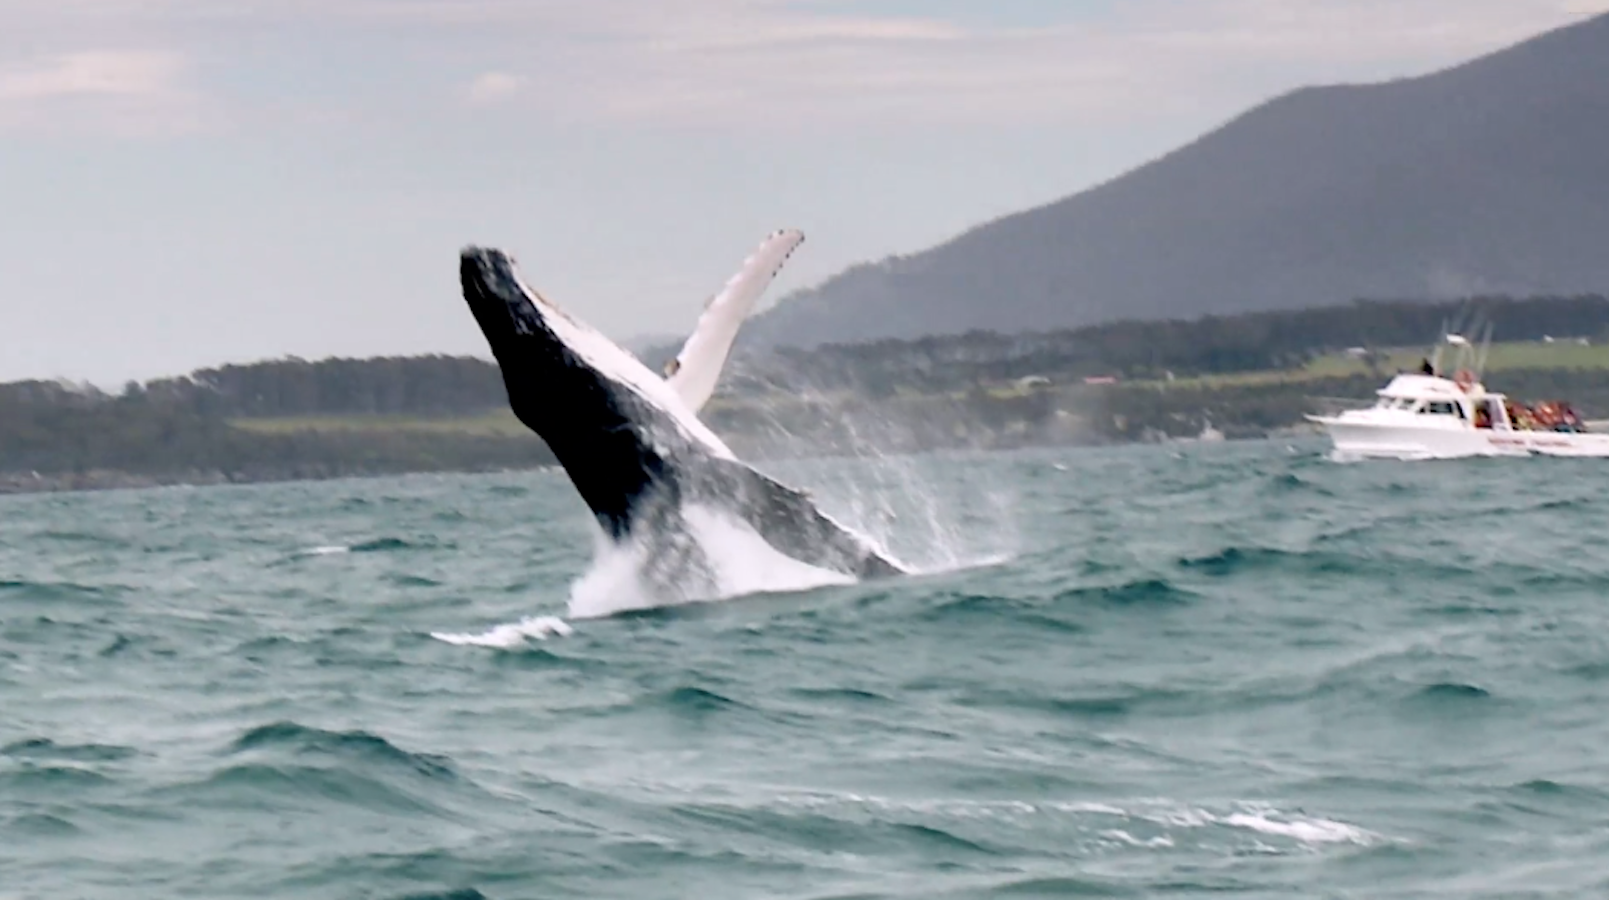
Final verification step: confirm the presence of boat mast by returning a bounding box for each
[1475,321,1494,381]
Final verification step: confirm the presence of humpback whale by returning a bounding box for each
[460,231,904,587]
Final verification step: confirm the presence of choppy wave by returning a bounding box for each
[4,444,1609,898]
[1054,578,1197,607]
[0,579,120,605]
[2,738,137,762]
[229,722,456,776]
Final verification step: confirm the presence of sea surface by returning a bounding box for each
[4,441,1609,899]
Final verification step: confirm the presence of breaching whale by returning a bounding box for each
[459,230,905,587]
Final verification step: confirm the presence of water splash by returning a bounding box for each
[566,503,855,619]
[548,378,1021,617]
[755,405,1020,575]
[430,616,573,647]
[797,450,1018,575]
[557,443,1017,619]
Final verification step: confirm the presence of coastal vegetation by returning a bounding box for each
[5,295,1609,491]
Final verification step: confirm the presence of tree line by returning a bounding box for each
[0,377,549,486]
[3,293,1608,487]
[142,354,511,418]
[735,294,1609,397]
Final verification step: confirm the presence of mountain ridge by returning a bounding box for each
[746,12,1609,347]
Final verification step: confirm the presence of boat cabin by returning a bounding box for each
[1370,374,1515,430]
[1370,373,1585,433]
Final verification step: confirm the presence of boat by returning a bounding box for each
[1307,334,1609,460]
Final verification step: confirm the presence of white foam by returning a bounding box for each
[1219,811,1372,845]
[566,503,854,619]
[688,789,1373,853]
[564,530,665,619]
[303,545,350,556]
[1128,802,1376,847]
[1101,829,1175,849]
[556,454,1019,618]
[685,503,857,596]
[431,616,573,648]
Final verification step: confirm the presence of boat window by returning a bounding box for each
[1421,401,1458,416]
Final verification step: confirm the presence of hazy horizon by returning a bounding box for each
[3,0,1606,386]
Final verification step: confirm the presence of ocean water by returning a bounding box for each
[4,442,1609,899]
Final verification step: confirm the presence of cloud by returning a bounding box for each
[0,49,183,99]
[426,0,1609,128]
[466,71,523,104]
[4,0,1608,132]
[0,49,206,135]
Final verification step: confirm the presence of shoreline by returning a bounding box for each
[0,433,1284,499]
[0,463,549,497]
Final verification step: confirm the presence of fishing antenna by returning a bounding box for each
[1476,320,1494,378]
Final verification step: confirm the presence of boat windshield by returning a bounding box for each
[1376,397,1417,410]
[1421,400,1464,419]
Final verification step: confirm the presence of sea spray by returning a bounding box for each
[738,394,1021,573]
[449,388,1022,631]
[559,446,1016,619]
[787,445,1020,573]
[566,503,854,619]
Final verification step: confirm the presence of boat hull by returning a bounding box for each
[1309,416,1609,460]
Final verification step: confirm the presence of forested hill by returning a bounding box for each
[747,295,1609,395]
[745,12,1609,347]
[3,293,1608,491]
[78,292,1609,420]
[0,356,535,490]
[159,355,508,418]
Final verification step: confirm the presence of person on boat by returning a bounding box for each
[1533,402,1554,430]
[1419,358,1435,376]
[1506,401,1533,431]
[1555,403,1584,433]
[1474,405,1492,429]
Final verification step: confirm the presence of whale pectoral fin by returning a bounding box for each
[667,230,805,412]
[702,459,903,580]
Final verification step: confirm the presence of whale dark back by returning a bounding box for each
[460,247,671,537]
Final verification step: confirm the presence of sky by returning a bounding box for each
[2,0,1607,385]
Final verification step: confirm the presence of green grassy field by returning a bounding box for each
[1309,340,1609,376]
[1153,340,1609,390]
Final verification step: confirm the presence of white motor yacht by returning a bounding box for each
[1308,335,1609,460]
